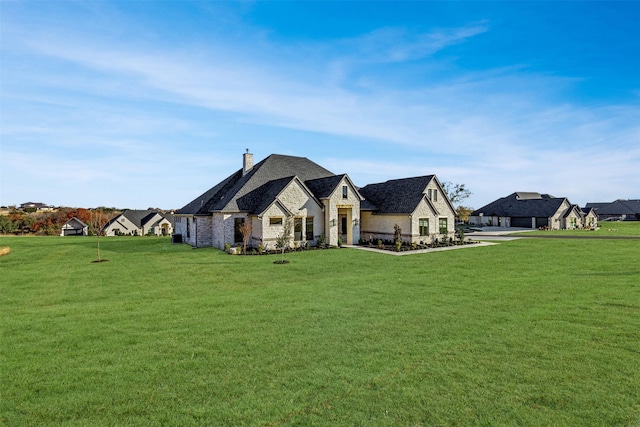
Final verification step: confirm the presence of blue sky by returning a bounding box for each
[1,1,638,210]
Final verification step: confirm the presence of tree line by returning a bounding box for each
[0,208,119,235]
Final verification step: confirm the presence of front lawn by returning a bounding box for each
[519,220,640,237]
[1,235,639,426]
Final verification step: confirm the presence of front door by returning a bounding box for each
[340,216,348,242]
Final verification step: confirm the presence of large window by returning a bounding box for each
[439,218,448,235]
[419,218,429,236]
[294,217,303,241]
[269,217,283,225]
[305,217,314,240]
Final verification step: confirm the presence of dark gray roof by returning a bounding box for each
[472,192,567,217]
[305,174,347,199]
[585,202,610,211]
[177,154,334,215]
[591,199,640,216]
[359,175,435,214]
[103,209,162,229]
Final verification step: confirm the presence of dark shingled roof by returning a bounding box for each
[472,192,567,217]
[592,199,640,216]
[103,209,165,229]
[177,154,334,215]
[359,175,435,214]
[305,174,347,199]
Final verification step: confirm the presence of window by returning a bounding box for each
[439,218,447,235]
[434,189,438,202]
[419,218,429,236]
[306,217,314,240]
[234,218,244,243]
[428,189,432,200]
[186,218,190,238]
[294,217,303,241]
[342,185,348,199]
[269,217,283,225]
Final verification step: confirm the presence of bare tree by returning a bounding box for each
[239,219,253,254]
[442,182,472,206]
[90,209,110,262]
[275,215,293,263]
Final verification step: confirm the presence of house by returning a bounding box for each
[359,175,456,244]
[581,207,598,228]
[19,202,54,212]
[60,217,89,236]
[585,199,640,221]
[469,192,597,230]
[102,210,174,236]
[174,152,456,250]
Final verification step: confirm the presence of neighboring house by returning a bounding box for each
[174,152,456,250]
[60,217,89,236]
[102,210,174,236]
[469,192,597,230]
[585,199,640,221]
[19,202,54,212]
[581,207,598,228]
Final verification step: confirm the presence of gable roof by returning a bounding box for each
[359,175,435,214]
[472,192,567,218]
[591,199,640,216]
[177,154,335,215]
[103,210,169,230]
[63,217,88,228]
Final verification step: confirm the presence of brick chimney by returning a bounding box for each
[242,149,253,176]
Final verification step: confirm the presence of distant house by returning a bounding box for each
[585,199,640,221]
[174,152,456,250]
[60,217,89,236]
[469,192,597,230]
[581,207,599,228]
[19,202,54,212]
[102,210,174,236]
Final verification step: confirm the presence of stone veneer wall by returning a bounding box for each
[325,177,361,246]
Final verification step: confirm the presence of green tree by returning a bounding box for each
[0,215,18,234]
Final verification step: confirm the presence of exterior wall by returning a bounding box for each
[360,213,410,242]
[324,177,361,246]
[584,212,598,228]
[174,216,190,244]
[103,215,140,236]
[261,203,291,251]
[211,213,226,249]
[410,198,452,242]
[469,215,514,227]
[60,219,88,236]
[550,200,572,230]
[259,181,325,250]
[148,218,174,236]
[175,215,208,246]
[140,213,163,235]
[562,210,582,230]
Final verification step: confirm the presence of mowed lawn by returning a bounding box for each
[1,233,639,426]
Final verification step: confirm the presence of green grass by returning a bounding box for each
[519,220,640,237]
[1,234,639,426]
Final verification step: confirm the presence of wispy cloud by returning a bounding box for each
[341,22,489,63]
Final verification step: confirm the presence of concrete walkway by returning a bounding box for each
[342,241,497,256]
